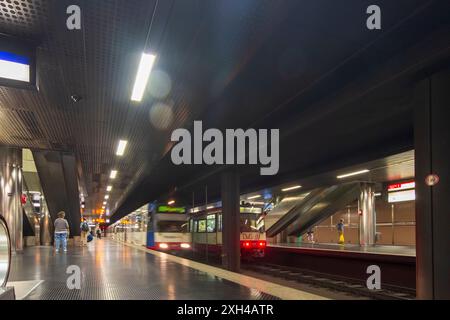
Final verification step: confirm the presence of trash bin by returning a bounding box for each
[375,232,382,243]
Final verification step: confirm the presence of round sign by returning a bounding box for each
[425,174,439,186]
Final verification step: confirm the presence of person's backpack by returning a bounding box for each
[87,233,94,242]
[81,222,89,232]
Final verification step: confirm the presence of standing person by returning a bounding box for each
[306,228,315,243]
[96,227,102,239]
[80,217,90,247]
[54,211,70,253]
[336,219,345,244]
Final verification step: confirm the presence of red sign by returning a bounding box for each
[388,181,415,192]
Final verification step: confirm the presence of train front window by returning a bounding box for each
[240,215,265,233]
[157,221,188,233]
[240,218,256,232]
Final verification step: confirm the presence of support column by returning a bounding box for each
[0,147,23,252]
[414,71,450,300]
[359,183,376,246]
[221,169,240,272]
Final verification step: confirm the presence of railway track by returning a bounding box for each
[243,263,416,300]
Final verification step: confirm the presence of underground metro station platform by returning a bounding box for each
[1,0,450,311]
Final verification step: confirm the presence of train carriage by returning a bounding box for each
[189,203,266,258]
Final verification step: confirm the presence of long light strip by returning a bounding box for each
[281,185,302,192]
[116,140,128,156]
[247,195,261,200]
[337,169,369,179]
[168,200,175,205]
[131,53,156,102]
[106,185,112,192]
[110,170,117,179]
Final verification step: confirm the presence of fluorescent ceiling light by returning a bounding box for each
[104,195,109,200]
[102,206,105,209]
[0,51,30,82]
[116,140,128,156]
[282,185,302,192]
[248,195,261,200]
[337,169,369,179]
[110,170,117,179]
[106,185,112,192]
[206,206,214,209]
[168,200,175,205]
[103,201,107,205]
[131,53,156,102]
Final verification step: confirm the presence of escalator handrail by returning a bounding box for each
[0,215,11,287]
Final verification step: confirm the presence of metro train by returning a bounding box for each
[146,203,192,251]
[189,203,267,258]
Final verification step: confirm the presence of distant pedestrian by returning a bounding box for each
[80,217,90,247]
[96,228,102,239]
[306,228,315,243]
[336,219,345,244]
[54,211,70,253]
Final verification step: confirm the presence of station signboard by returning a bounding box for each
[0,35,37,90]
[387,181,415,203]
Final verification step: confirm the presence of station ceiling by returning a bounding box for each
[0,1,449,222]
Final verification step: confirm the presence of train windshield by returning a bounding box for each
[157,221,188,233]
[240,215,265,233]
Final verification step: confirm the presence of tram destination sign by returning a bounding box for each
[157,205,186,214]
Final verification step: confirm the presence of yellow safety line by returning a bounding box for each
[113,239,328,300]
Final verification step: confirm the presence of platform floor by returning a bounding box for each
[8,239,324,300]
[269,243,416,257]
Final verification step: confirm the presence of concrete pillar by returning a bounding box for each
[414,71,450,299]
[221,169,240,272]
[359,183,376,246]
[0,147,23,253]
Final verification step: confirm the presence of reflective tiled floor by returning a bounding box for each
[9,240,278,300]
[269,242,416,257]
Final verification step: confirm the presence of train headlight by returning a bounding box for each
[159,243,169,249]
[180,243,191,249]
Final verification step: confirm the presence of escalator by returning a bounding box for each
[266,183,360,237]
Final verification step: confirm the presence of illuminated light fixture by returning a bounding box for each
[158,243,168,249]
[102,206,105,209]
[374,192,382,197]
[0,51,30,82]
[168,200,175,205]
[104,195,109,200]
[106,219,110,223]
[110,170,117,179]
[282,185,302,192]
[81,204,85,209]
[247,195,261,200]
[337,169,369,179]
[249,201,265,205]
[180,243,191,249]
[116,140,128,156]
[131,53,157,102]
[103,201,107,205]
[206,206,214,209]
[106,185,112,192]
